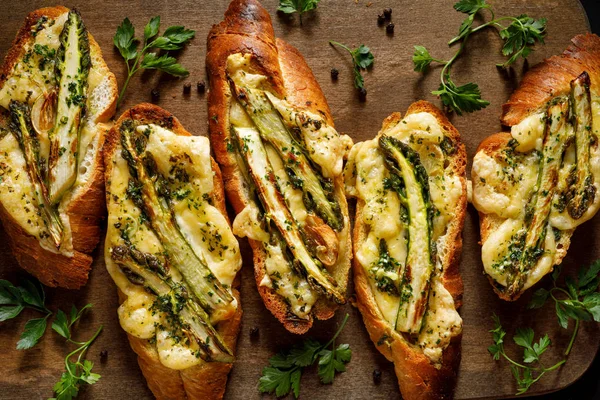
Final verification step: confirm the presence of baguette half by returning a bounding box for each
[0,6,117,288]
[345,101,465,400]
[472,34,600,300]
[103,104,242,399]
[206,0,352,334]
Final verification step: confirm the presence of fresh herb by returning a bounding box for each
[278,0,320,25]
[113,16,195,108]
[488,314,565,395]
[50,304,103,400]
[412,0,547,114]
[258,314,351,398]
[328,41,374,91]
[528,260,600,355]
[0,279,52,349]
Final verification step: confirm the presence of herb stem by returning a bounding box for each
[322,314,349,350]
[565,319,579,356]
[328,41,352,55]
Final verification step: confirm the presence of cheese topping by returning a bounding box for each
[346,112,463,365]
[473,95,600,291]
[105,123,241,370]
[0,12,108,254]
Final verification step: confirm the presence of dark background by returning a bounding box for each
[534,2,600,399]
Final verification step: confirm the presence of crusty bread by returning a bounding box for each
[0,6,117,288]
[352,101,466,400]
[206,0,351,334]
[103,104,242,400]
[475,34,600,301]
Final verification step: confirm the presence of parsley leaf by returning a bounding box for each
[113,16,195,108]
[0,279,52,349]
[258,314,351,398]
[50,304,103,400]
[329,41,374,90]
[488,315,566,395]
[278,0,320,24]
[413,0,547,114]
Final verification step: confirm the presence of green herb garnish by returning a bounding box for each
[413,0,547,114]
[113,16,195,108]
[50,304,103,400]
[328,42,374,91]
[259,314,352,398]
[278,0,320,25]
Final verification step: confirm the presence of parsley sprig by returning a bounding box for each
[50,304,103,400]
[528,261,600,355]
[113,16,195,108]
[413,0,547,115]
[278,0,320,25]
[259,314,352,398]
[328,41,374,91]
[0,279,52,349]
[488,315,565,395]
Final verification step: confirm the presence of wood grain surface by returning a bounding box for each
[0,1,597,399]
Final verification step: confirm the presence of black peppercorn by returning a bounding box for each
[183,82,191,94]
[197,80,206,93]
[373,368,382,384]
[377,14,385,26]
[383,8,392,19]
[386,22,395,34]
[100,350,108,361]
[250,326,260,339]
[358,87,367,102]
[330,68,339,80]
[151,88,160,102]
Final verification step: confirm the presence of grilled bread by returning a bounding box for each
[206,0,353,334]
[0,6,117,288]
[472,34,600,300]
[103,104,242,399]
[345,101,466,400]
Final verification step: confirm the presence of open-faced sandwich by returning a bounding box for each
[345,101,466,399]
[0,6,116,288]
[104,104,242,399]
[472,33,600,300]
[206,0,353,334]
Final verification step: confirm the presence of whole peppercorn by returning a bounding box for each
[100,350,108,361]
[386,22,395,34]
[197,80,206,93]
[250,326,260,339]
[183,82,192,94]
[383,8,392,19]
[151,88,160,102]
[373,368,382,384]
[377,14,385,26]
[330,68,339,81]
[358,87,367,102]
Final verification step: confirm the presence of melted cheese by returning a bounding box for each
[0,11,108,255]
[474,96,600,289]
[105,124,241,371]
[348,112,463,364]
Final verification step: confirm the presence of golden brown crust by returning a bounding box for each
[353,101,465,399]
[104,104,241,400]
[206,0,351,334]
[502,33,600,126]
[0,6,116,288]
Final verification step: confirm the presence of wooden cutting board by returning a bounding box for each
[0,0,597,399]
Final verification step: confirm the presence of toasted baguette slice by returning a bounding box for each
[207,0,352,334]
[472,34,600,300]
[103,104,242,399]
[345,101,465,400]
[0,6,117,288]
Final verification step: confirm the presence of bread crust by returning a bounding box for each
[502,33,600,126]
[352,101,465,400]
[206,0,351,334]
[0,6,117,288]
[103,103,241,400]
